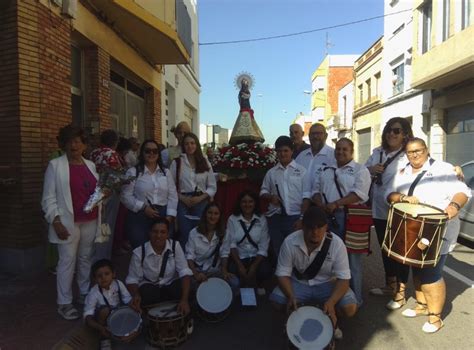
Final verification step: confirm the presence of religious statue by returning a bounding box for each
[229,72,265,145]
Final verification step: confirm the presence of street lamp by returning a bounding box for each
[303,90,312,117]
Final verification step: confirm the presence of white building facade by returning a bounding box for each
[381,0,431,142]
[336,81,354,140]
[162,0,201,147]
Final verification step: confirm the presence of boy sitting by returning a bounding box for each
[84,259,139,349]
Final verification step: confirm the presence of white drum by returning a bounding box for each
[196,277,233,322]
[107,306,142,338]
[286,306,334,350]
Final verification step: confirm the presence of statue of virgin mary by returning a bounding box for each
[229,73,265,145]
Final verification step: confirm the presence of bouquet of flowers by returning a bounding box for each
[83,168,136,213]
[211,142,277,181]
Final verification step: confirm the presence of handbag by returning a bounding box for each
[330,167,373,254]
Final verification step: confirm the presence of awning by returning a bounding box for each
[90,0,190,65]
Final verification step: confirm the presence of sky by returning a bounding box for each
[198,0,388,145]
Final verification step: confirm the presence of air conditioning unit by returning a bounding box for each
[61,0,77,19]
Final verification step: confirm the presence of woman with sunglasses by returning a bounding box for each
[121,140,178,249]
[170,133,217,248]
[387,138,470,333]
[365,117,414,309]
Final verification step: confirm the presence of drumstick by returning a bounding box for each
[161,305,178,317]
[415,212,447,218]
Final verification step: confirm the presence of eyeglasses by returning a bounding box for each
[144,148,159,155]
[406,148,426,157]
[388,127,402,135]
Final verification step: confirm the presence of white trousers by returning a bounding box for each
[56,220,97,305]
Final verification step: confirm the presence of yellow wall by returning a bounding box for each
[311,56,329,111]
[135,0,176,29]
[73,2,162,89]
[353,110,382,161]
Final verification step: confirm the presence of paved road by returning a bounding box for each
[1,231,473,350]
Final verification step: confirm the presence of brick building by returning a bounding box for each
[0,0,192,273]
[309,55,360,146]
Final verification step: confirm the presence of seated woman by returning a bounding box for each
[185,203,237,289]
[126,218,192,315]
[221,190,272,295]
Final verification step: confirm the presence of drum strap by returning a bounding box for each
[237,219,259,249]
[275,184,288,216]
[99,280,124,308]
[293,233,332,281]
[175,157,181,192]
[407,159,435,196]
[142,240,177,284]
[210,239,222,268]
[323,167,344,199]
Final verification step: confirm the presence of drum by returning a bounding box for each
[286,306,334,350]
[383,202,448,268]
[196,277,233,322]
[147,301,193,348]
[107,306,142,338]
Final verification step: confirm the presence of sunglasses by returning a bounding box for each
[144,148,159,155]
[387,127,402,135]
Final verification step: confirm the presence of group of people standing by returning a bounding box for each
[41,116,470,347]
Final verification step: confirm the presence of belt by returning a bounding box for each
[181,191,204,197]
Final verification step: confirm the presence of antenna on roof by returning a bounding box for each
[325,32,334,56]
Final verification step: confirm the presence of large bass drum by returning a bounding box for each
[383,202,448,268]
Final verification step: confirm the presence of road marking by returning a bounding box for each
[444,266,474,288]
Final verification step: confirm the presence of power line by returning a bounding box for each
[199,8,411,46]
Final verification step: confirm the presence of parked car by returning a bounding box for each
[459,161,474,248]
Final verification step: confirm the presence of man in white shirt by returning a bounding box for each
[270,206,357,336]
[298,123,336,214]
[261,136,306,257]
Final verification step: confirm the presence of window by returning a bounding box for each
[392,64,405,95]
[366,79,371,102]
[442,0,450,41]
[375,72,381,98]
[357,128,371,162]
[358,84,363,106]
[71,45,84,127]
[462,0,473,29]
[421,0,432,54]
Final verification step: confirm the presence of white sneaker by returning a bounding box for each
[334,327,343,340]
[100,339,112,350]
[57,304,80,320]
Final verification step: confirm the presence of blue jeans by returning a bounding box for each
[270,279,357,308]
[125,205,170,249]
[328,208,346,240]
[328,208,363,305]
[267,214,300,257]
[348,253,363,306]
[177,197,208,249]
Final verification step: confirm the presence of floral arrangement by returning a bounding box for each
[211,142,277,180]
[83,168,136,213]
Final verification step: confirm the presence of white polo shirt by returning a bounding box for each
[300,145,337,199]
[312,160,371,204]
[222,214,270,259]
[170,154,217,197]
[121,166,178,216]
[365,146,408,219]
[185,227,227,273]
[276,230,351,286]
[126,240,192,287]
[260,160,306,216]
[388,158,472,254]
[83,280,132,318]
[296,144,336,171]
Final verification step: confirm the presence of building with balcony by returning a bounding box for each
[335,81,354,140]
[310,55,359,145]
[162,0,200,148]
[353,37,383,162]
[411,0,474,165]
[0,0,193,273]
[381,0,431,142]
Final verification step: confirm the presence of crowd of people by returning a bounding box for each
[41,118,471,348]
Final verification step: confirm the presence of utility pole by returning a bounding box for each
[325,32,334,56]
